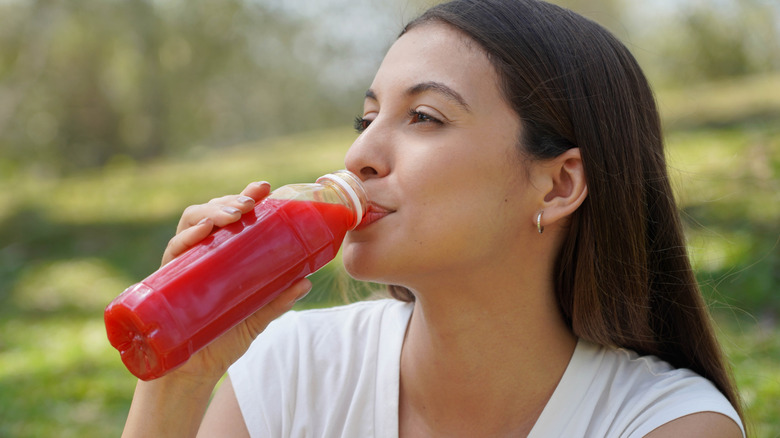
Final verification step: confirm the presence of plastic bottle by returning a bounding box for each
[104,170,367,380]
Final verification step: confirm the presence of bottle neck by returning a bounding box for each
[316,170,368,230]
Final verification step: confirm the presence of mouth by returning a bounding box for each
[354,202,393,231]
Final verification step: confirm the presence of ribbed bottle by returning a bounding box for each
[104,170,367,380]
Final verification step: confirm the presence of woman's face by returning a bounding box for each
[342,23,540,289]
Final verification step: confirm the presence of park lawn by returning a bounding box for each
[1,84,778,436]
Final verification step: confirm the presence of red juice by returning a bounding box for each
[104,197,356,381]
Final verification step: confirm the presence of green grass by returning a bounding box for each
[666,124,780,315]
[718,316,780,437]
[1,79,779,436]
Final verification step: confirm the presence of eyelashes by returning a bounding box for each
[354,116,370,133]
[353,110,443,134]
[407,109,443,125]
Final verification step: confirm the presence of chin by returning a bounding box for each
[341,247,396,285]
[341,256,377,283]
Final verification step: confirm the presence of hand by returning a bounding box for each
[170,276,311,384]
[123,181,312,437]
[158,181,312,383]
[162,181,269,267]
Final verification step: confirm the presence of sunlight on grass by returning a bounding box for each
[0,317,137,437]
[717,317,780,437]
[666,127,779,224]
[14,128,355,226]
[663,115,780,435]
[12,258,131,313]
[657,73,780,129]
[665,124,779,316]
[686,229,754,273]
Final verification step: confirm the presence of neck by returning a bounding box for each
[398,265,576,437]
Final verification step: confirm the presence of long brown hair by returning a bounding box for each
[390,0,744,421]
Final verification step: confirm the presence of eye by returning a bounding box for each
[408,109,443,125]
[354,116,371,133]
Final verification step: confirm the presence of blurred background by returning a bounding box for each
[0,0,778,436]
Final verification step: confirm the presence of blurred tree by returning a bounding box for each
[1,0,777,176]
[627,0,780,87]
[0,0,391,176]
[550,0,780,87]
[553,0,626,37]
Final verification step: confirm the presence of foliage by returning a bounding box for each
[2,0,778,178]
[669,125,779,315]
[557,0,780,88]
[648,0,780,86]
[658,75,780,318]
[0,0,398,175]
[718,316,780,437]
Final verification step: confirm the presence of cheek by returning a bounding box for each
[415,187,527,254]
[403,202,492,259]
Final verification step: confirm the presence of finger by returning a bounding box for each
[240,181,272,201]
[240,278,312,339]
[175,182,270,234]
[175,202,243,233]
[163,218,214,266]
[207,193,257,213]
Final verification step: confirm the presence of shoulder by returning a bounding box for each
[643,411,743,438]
[533,340,744,437]
[584,341,745,437]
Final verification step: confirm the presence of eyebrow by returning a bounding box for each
[365,81,472,113]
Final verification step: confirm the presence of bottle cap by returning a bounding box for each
[317,171,365,229]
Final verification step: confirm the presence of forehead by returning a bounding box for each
[370,23,502,107]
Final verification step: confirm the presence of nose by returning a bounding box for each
[344,126,391,182]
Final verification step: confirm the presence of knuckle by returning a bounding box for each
[166,235,179,250]
[182,204,199,217]
[242,316,269,339]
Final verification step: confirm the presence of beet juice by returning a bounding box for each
[104,170,367,380]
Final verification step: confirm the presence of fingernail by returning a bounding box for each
[253,181,270,188]
[221,206,241,215]
[296,282,313,302]
[238,195,255,204]
[197,217,212,226]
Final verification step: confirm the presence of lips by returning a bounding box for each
[354,202,393,230]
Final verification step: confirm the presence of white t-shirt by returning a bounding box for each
[228,299,744,437]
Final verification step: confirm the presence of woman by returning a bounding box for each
[122,0,745,436]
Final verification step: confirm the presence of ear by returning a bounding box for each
[534,148,588,231]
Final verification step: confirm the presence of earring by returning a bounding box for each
[536,211,544,234]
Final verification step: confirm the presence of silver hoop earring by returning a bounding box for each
[536,211,544,234]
